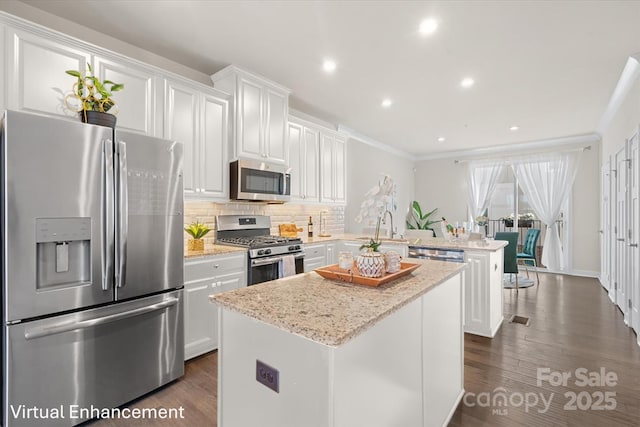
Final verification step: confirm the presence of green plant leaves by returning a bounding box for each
[359,239,382,252]
[65,65,124,114]
[406,200,440,230]
[184,222,211,240]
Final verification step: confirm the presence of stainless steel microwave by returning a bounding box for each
[230,159,291,203]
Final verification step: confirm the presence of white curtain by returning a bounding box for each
[467,160,504,222]
[513,151,582,270]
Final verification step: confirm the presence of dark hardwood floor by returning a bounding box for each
[89,272,640,427]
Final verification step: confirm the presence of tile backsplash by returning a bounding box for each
[184,201,345,246]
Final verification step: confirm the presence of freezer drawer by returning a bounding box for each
[3,290,184,427]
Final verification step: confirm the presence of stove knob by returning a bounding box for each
[295,245,301,250]
[288,246,295,251]
[257,250,265,255]
[265,249,272,255]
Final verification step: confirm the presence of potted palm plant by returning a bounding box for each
[65,64,123,129]
[406,201,440,237]
[184,221,211,252]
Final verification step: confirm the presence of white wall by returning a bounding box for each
[344,139,415,236]
[602,72,640,160]
[572,146,601,273]
[413,159,468,236]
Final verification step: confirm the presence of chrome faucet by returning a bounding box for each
[382,210,396,238]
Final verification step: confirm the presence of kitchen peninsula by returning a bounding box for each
[211,259,466,427]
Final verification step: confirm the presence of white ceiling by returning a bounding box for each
[20,0,640,156]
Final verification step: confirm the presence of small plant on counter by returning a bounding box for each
[184,221,211,239]
[359,238,382,252]
[406,201,440,232]
[184,221,211,251]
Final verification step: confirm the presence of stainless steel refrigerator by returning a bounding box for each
[0,110,185,426]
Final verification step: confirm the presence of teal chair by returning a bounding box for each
[495,232,519,291]
[517,229,540,284]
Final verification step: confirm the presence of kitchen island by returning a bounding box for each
[408,237,508,338]
[211,259,466,427]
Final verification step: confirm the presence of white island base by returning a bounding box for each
[216,272,464,427]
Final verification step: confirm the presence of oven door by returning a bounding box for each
[248,253,304,285]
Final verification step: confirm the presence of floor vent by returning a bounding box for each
[509,315,530,326]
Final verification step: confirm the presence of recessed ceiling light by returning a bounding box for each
[460,77,475,88]
[437,137,446,143]
[322,59,337,73]
[510,125,520,131]
[381,99,392,108]
[419,18,438,35]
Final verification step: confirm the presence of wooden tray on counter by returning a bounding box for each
[314,262,421,287]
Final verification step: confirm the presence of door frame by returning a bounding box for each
[614,142,629,321]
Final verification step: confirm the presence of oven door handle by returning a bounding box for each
[251,252,305,267]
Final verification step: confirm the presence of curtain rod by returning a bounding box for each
[453,145,591,164]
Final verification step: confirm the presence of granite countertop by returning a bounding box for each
[211,259,466,347]
[407,237,508,252]
[184,244,247,259]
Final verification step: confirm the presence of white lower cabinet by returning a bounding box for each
[326,243,336,264]
[184,252,247,360]
[463,249,504,338]
[304,243,327,272]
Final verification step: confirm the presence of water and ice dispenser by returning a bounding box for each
[35,218,91,289]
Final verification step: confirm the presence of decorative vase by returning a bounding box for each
[356,249,385,278]
[79,111,117,129]
[188,239,205,252]
[384,251,401,273]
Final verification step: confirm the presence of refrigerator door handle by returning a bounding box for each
[115,140,129,288]
[102,139,115,291]
[24,298,179,340]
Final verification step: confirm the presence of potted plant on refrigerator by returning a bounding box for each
[184,221,211,252]
[64,64,123,129]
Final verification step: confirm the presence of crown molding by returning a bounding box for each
[289,108,337,131]
[596,55,640,135]
[416,133,601,162]
[337,125,414,160]
[210,64,291,94]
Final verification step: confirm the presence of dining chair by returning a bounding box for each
[517,228,540,284]
[495,232,519,291]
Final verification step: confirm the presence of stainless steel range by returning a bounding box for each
[216,215,304,285]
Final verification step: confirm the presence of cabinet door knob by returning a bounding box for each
[494,264,498,271]
[214,264,219,268]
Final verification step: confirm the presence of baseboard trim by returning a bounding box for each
[534,267,599,278]
[443,389,465,427]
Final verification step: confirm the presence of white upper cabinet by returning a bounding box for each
[287,116,320,203]
[200,92,230,197]
[211,65,290,164]
[165,78,230,199]
[320,131,347,204]
[94,55,162,136]
[5,26,91,120]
